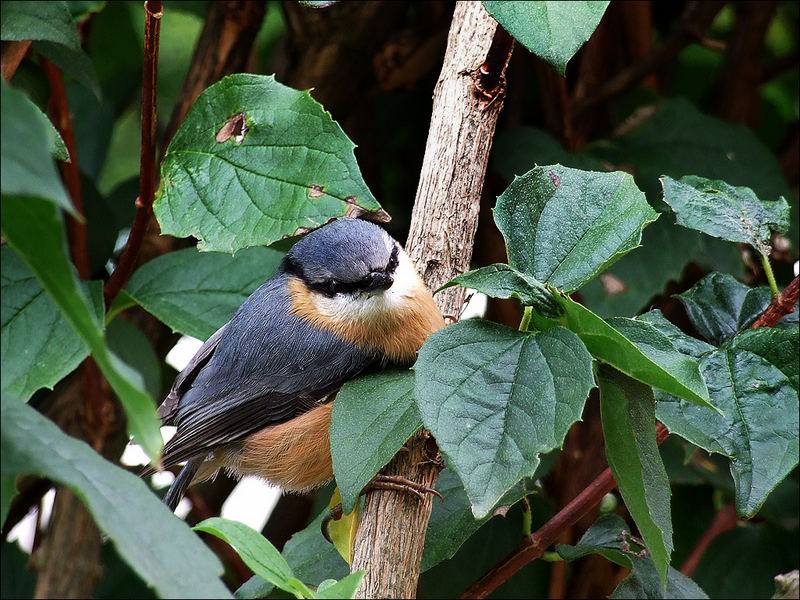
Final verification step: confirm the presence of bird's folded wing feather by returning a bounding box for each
[158,277,375,467]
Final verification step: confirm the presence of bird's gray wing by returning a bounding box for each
[159,275,375,468]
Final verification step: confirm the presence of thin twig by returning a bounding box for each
[40,56,90,280]
[751,276,799,328]
[679,502,737,577]
[459,424,671,599]
[103,0,162,308]
[572,1,725,119]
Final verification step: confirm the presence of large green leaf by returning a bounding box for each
[598,367,672,586]
[330,369,422,513]
[195,518,314,598]
[529,293,714,410]
[661,175,790,256]
[414,320,595,517]
[557,514,708,599]
[494,165,657,293]
[33,39,101,100]
[656,327,799,517]
[0,81,76,216]
[0,400,232,599]
[155,74,383,253]
[440,263,562,318]
[590,98,794,207]
[117,246,284,340]
[1,196,162,458]
[675,272,772,345]
[236,509,348,599]
[482,1,609,75]
[107,318,162,400]
[1,247,88,400]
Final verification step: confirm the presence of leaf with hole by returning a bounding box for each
[156,74,384,253]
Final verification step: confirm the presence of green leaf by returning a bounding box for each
[1,196,162,458]
[122,246,284,340]
[636,310,715,360]
[330,369,422,513]
[491,126,603,182]
[195,518,314,598]
[235,509,348,599]
[1,80,76,216]
[494,165,657,293]
[598,366,672,586]
[590,98,794,208]
[107,318,162,400]
[33,101,69,161]
[1,246,88,400]
[557,514,708,599]
[1,1,81,48]
[420,469,532,572]
[656,327,799,517]
[1,401,232,599]
[661,175,790,256]
[578,218,705,318]
[675,272,772,345]
[155,73,383,253]
[482,1,610,75]
[529,293,714,410]
[414,320,595,517]
[313,572,365,599]
[440,263,562,318]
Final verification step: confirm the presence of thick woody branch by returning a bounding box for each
[573,1,725,119]
[349,3,513,598]
[103,0,162,308]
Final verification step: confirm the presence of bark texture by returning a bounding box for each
[350,3,512,597]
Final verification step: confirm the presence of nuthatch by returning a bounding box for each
[155,218,444,510]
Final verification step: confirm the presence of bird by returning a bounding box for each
[153,217,445,511]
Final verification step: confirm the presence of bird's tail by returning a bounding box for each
[163,458,202,511]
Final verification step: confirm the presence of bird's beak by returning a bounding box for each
[365,271,394,293]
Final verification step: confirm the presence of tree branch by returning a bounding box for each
[103,0,162,308]
[573,1,725,119]
[39,56,90,280]
[1,40,31,80]
[751,276,799,328]
[349,3,513,597]
[459,424,671,599]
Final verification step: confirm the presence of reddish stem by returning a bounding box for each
[2,40,31,80]
[679,502,738,577]
[103,0,162,308]
[459,424,670,599]
[751,276,799,328]
[40,56,90,280]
